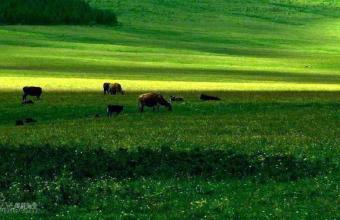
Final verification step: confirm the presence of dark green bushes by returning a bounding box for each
[0,0,117,25]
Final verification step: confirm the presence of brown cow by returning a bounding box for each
[23,86,42,101]
[109,83,124,95]
[103,82,124,95]
[138,93,172,112]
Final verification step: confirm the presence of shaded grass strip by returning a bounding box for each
[0,145,335,186]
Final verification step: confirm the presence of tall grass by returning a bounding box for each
[0,0,117,25]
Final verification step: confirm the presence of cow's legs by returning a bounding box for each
[138,101,144,112]
[22,93,27,101]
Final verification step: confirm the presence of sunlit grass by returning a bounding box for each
[1,76,340,92]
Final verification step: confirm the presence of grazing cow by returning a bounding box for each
[109,83,125,95]
[107,105,124,117]
[15,120,24,126]
[200,94,221,101]
[138,93,172,112]
[25,118,37,123]
[22,99,34,105]
[23,86,42,101]
[170,96,184,102]
[103,83,110,94]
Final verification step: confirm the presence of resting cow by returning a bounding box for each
[170,96,184,102]
[200,94,221,101]
[138,93,172,112]
[23,86,42,101]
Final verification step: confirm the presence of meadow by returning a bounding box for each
[0,0,339,219]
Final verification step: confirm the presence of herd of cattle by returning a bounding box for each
[17,82,221,124]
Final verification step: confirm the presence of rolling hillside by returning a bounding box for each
[0,1,339,219]
[0,0,340,89]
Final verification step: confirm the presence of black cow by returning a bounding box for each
[23,87,42,101]
[103,83,110,94]
[107,105,124,117]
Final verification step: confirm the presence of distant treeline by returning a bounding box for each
[0,0,117,25]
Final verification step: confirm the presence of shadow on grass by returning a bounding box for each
[0,145,334,186]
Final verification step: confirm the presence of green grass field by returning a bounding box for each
[0,0,339,219]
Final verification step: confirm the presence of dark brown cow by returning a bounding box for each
[23,86,42,101]
[109,83,125,95]
[138,93,172,112]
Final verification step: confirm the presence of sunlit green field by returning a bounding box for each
[0,0,339,219]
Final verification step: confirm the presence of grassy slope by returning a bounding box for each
[0,0,339,219]
[0,0,340,88]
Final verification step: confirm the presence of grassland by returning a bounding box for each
[0,0,339,219]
